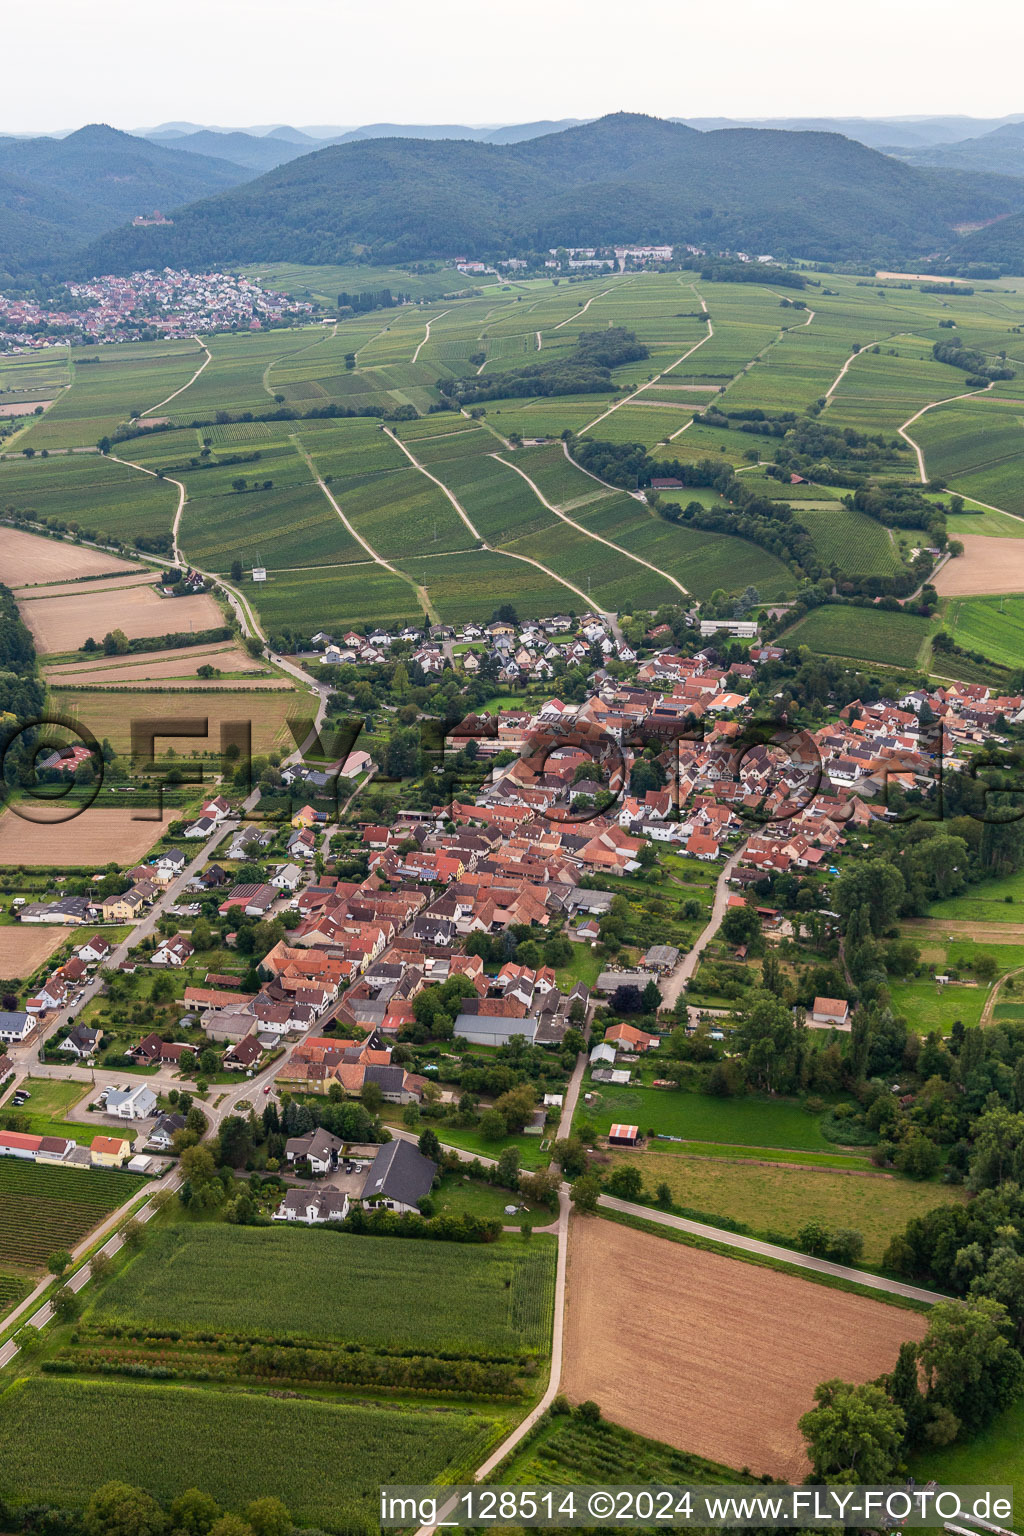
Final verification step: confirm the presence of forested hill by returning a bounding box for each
[76,113,1024,274]
[0,124,249,282]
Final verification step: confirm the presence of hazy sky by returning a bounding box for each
[6,0,1023,134]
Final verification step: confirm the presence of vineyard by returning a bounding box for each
[0,1377,503,1531]
[88,1224,557,1355]
[0,1272,29,1311]
[0,1161,143,1270]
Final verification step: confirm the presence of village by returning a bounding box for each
[0,269,313,350]
[1,617,1015,1226]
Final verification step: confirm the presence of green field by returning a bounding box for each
[782,605,934,668]
[612,1149,966,1264]
[911,1394,1024,1493]
[886,976,990,1032]
[580,1084,836,1151]
[0,1376,499,1531]
[946,594,1024,667]
[927,867,1024,924]
[0,1077,98,1143]
[88,1224,556,1354]
[0,1160,144,1271]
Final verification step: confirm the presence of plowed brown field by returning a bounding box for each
[560,1218,928,1479]
[0,925,75,979]
[0,807,177,867]
[0,527,143,585]
[18,581,222,654]
[934,535,1024,595]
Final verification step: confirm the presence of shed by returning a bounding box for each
[608,1123,640,1147]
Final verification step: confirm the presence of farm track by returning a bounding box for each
[899,379,996,482]
[411,309,452,365]
[552,285,619,330]
[491,452,689,599]
[383,428,610,619]
[140,337,211,417]
[582,285,713,435]
[292,437,435,621]
[263,321,337,397]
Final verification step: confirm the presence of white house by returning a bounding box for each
[274,1188,350,1224]
[0,1011,32,1044]
[271,863,302,891]
[105,1083,158,1120]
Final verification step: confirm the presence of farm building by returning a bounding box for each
[644,944,680,972]
[608,1123,641,1147]
[605,1023,660,1053]
[595,970,657,994]
[453,1011,539,1048]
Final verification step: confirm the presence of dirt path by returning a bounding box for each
[980,965,1024,1027]
[582,285,713,435]
[263,321,336,399]
[141,337,212,417]
[899,380,995,482]
[561,437,647,502]
[658,849,743,1010]
[293,437,434,620]
[904,916,1024,942]
[552,285,618,330]
[824,335,900,400]
[384,428,611,617]
[411,308,452,365]
[491,452,689,598]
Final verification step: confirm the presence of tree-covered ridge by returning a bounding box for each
[0,124,249,285]
[74,114,1024,276]
[441,327,649,404]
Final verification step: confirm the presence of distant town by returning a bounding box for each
[0,269,314,350]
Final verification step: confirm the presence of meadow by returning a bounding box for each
[945,593,1024,667]
[52,686,305,757]
[609,1150,965,1265]
[0,1377,500,1531]
[0,1160,143,1271]
[87,1224,557,1355]
[581,1085,836,1151]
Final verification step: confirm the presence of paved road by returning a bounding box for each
[597,1194,948,1304]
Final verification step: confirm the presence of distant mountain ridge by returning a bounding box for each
[76,113,1024,277]
[889,122,1024,179]
[0,124,248,280]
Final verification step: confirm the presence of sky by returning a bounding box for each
[5,0,1024,134]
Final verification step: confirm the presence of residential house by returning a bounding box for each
[152,934,194,967]
[91,1135,131,1167]
[0,1011,33,1044]
[809,996,851,1030]
[360,1138,436,1213]
[284,1127,344,1174]
[274,1188,350,1224]
[105,1083,158,1119]
[148,1113,186,1150]
[605,1022,660,1052]
[59,1023,102,1060]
